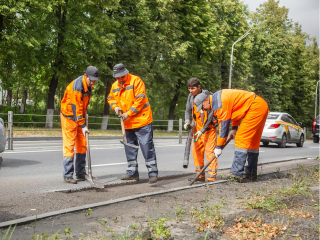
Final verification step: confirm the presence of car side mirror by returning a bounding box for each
[298,122,302,126]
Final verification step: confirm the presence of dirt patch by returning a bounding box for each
[1,162,319,240]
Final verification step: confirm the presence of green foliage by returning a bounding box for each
[148,217,171,239]
[85,208,92,217]
[0,225,16,240]
[244,196,286,212]
[190,204,225,228]
[0,0,318,127]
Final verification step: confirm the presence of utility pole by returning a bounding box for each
[315,80,320,118]
[228,28,253,89]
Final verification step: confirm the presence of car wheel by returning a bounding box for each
[313,136,319,143]
[278,134,286,148]
[296,135,304,147]
[262,142,269,147]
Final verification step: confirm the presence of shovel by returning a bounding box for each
[189,135,233,186]
[85,132,104,189]
[119,110,139,149]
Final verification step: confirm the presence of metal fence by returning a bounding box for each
[0,111,184,150]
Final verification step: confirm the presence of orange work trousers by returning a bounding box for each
[192,127,217,181]
[61,113,87,178]
[231,96,269,176]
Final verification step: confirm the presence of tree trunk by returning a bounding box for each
[101,81,112,130]
[6,89,12,107]
[20,86,27,113]
[167,78,182,132]
[168,78,182,120]
[103,81,112,115]
[46,5,66,110]
[33,90,38,112]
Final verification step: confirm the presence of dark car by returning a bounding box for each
[312,115,320,143]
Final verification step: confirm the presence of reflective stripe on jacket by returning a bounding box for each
[210,89,256,148]
[60,75,92,127]
[107,74,152,129]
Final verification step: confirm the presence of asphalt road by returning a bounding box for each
[0,138,318,198]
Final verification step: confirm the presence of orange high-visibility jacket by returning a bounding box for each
[107,74,152,129]
[60,75,92,127]
[193,102,215,132]
[210,89,256,148]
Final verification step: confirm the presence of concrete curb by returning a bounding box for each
[0,158,318,229]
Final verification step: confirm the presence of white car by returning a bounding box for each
[0,117,6,153]
[261,112,304,148]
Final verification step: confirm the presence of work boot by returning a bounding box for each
[74,174,86,181]
[149,176,158,184]
[64,177,77,184]
[243,173,257,181]
[207,177,216,182]
[120,175,139,181]
[227,173,243,183]
[188,177,205,183]
[223,172,243,183]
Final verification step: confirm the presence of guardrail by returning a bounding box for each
[0,111,184,150]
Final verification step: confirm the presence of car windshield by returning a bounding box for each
[267,114,279,120]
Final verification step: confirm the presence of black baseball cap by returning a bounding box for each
[85,66,99,81]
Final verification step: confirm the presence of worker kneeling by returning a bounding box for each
[194,89,269,182]
[60,66,99,184]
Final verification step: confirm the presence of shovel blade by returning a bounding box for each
[85,175,104,189]
[120,140,139,149]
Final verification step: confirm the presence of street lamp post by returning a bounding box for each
[315,80,320,118]
[228,28,253,89]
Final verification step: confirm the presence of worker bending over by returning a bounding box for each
[60,66,99,184]
[194,89,268,182]
[184,78,217,182]
[107,63,158,184]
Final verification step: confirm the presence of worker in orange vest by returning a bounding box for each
[107,63,158,184]
[194,89,269,182]
[60,66,99,184]
[184,78,218,182]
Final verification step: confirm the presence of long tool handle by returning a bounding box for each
[183,124,195,168]
[189,135,233,186]
[119,110,127,142]
[86,132,93,178]
[85,113,92,178]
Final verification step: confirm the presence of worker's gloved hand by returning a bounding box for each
[120,112,128,121]
[214,148,222,157]
[184,122,191,131]
[194,131,202,142]
[114,107,122,117]
[82,126,90,136]
[230,129,237,138]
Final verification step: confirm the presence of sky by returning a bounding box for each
[241,0,319,44]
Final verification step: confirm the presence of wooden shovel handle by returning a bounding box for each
[119,110,126,141]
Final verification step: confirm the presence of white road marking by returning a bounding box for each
[1,144,185,154]
[309,147,319,148]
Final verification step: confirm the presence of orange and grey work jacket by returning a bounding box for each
[210,89,256,148]
[60,75,92,128]
[107,74,152,129]
[185,89,215,133]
